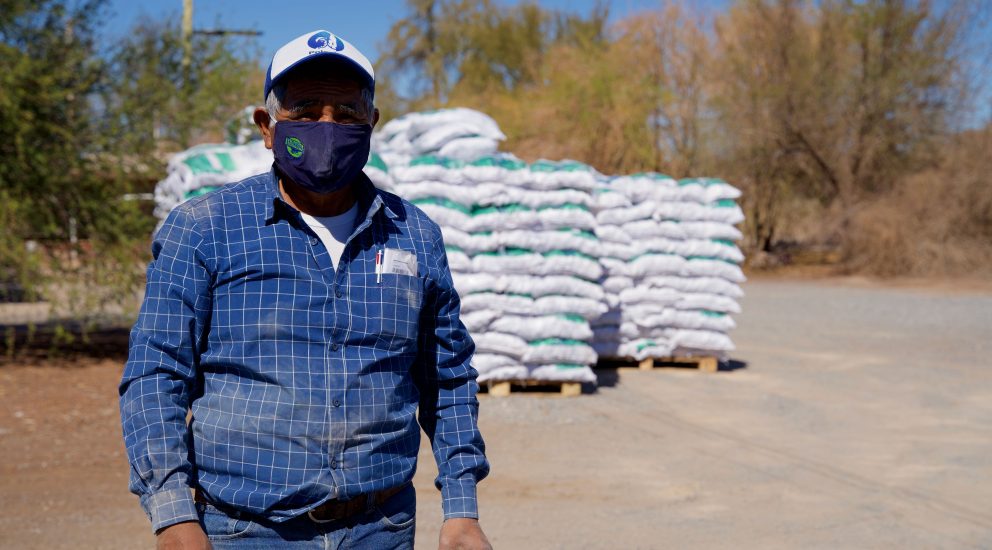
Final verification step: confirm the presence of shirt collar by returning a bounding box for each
[264,167,398,225]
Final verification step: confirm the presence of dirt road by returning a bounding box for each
[1,279,990,549]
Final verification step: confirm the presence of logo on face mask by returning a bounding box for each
[307,31,344,51]
[285,136,304,158]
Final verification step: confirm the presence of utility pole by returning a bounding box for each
[180,0,194,148]
[178,0,260,147]
[182,0,193,91]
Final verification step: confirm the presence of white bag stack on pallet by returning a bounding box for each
[152,106,747,385]
[153,141,273,219]
[595,173,745,361]
[394,155,604,385]
[470,158,604,384]
[590,182,636,358]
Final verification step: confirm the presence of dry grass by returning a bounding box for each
[842,129,992,277]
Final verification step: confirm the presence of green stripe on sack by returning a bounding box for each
[537,203,590,212]
[183,154,222,174]
[529,338,586,346]
[557,161,591,173]
[215,152,236,172]
[701,177,728,186]
[468,156,527,171]
[366,153,388,172]
[529,160,558,173]
[701,310,727,318]
[471,204,531,215]
[410,155,464,169]
[556,313,587,323]
[686,255,740,265]
[530,160,593,173]
[635,340,664,352]
[410,197,471,215]
[476,248,534,256]
[631,172,674,180]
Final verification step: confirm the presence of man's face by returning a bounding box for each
[255,65,379,150]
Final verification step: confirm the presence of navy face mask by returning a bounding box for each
[272,121,372,194]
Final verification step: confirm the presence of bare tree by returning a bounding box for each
[711,0,974,251]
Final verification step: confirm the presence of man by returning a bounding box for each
[120,29,492,550]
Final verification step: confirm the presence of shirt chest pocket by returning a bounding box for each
[375,273,424,352]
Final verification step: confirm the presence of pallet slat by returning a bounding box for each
[639,356,719,372]
[600,356,721,372]
[484,380,583,397]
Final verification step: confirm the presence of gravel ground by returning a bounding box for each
[1,279,990,549]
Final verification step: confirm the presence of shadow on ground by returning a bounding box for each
[592,357,750,390]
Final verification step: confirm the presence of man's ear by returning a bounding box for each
[254,108,274,149]
[371,107,380,129]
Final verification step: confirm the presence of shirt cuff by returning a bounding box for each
[440,478,479,519]
[140,487,199,533]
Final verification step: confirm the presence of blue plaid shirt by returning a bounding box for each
[120,169,488,533]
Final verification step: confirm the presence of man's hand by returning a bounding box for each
[439,518,492,550]
[156,521,211,550]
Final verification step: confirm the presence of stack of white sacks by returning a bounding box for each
[152,107,746,385]
[391,154,605,385]
[592,173,745,361]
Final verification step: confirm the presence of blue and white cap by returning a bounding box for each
[263,29,375,101]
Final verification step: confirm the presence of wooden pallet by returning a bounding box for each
[483,380,583,397]
[598,356,721,373]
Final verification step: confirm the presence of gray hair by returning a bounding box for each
[265,80,375,128]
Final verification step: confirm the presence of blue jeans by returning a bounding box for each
[197,484,416,549]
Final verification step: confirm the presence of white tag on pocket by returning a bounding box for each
[383,248,418,277]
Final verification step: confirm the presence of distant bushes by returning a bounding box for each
[844,128,992,277]
[377,0,991,278]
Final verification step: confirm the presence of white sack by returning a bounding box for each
[472,332,529,360]
[523,341,598,365]
[490,315,594,341]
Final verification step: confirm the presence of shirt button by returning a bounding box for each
[330,459,338,469]
[335,290,343,298]
[331,343,339,351]
[332,399,341,407]
[310,237,318,245]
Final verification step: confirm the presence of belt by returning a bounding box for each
[194,483,409,524]
[306,483,408,523]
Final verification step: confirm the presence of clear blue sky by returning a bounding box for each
[102,0,729,64]
[103,0,988,124]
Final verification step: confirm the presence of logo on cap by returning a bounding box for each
[307,31,344,51]
[285,136,304,158]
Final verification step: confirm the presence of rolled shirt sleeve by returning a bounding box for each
[119,204,214,533]
[414,224,491,520]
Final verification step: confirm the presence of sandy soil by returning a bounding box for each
[1,279,991,549]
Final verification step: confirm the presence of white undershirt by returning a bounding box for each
[300,203,359,270]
